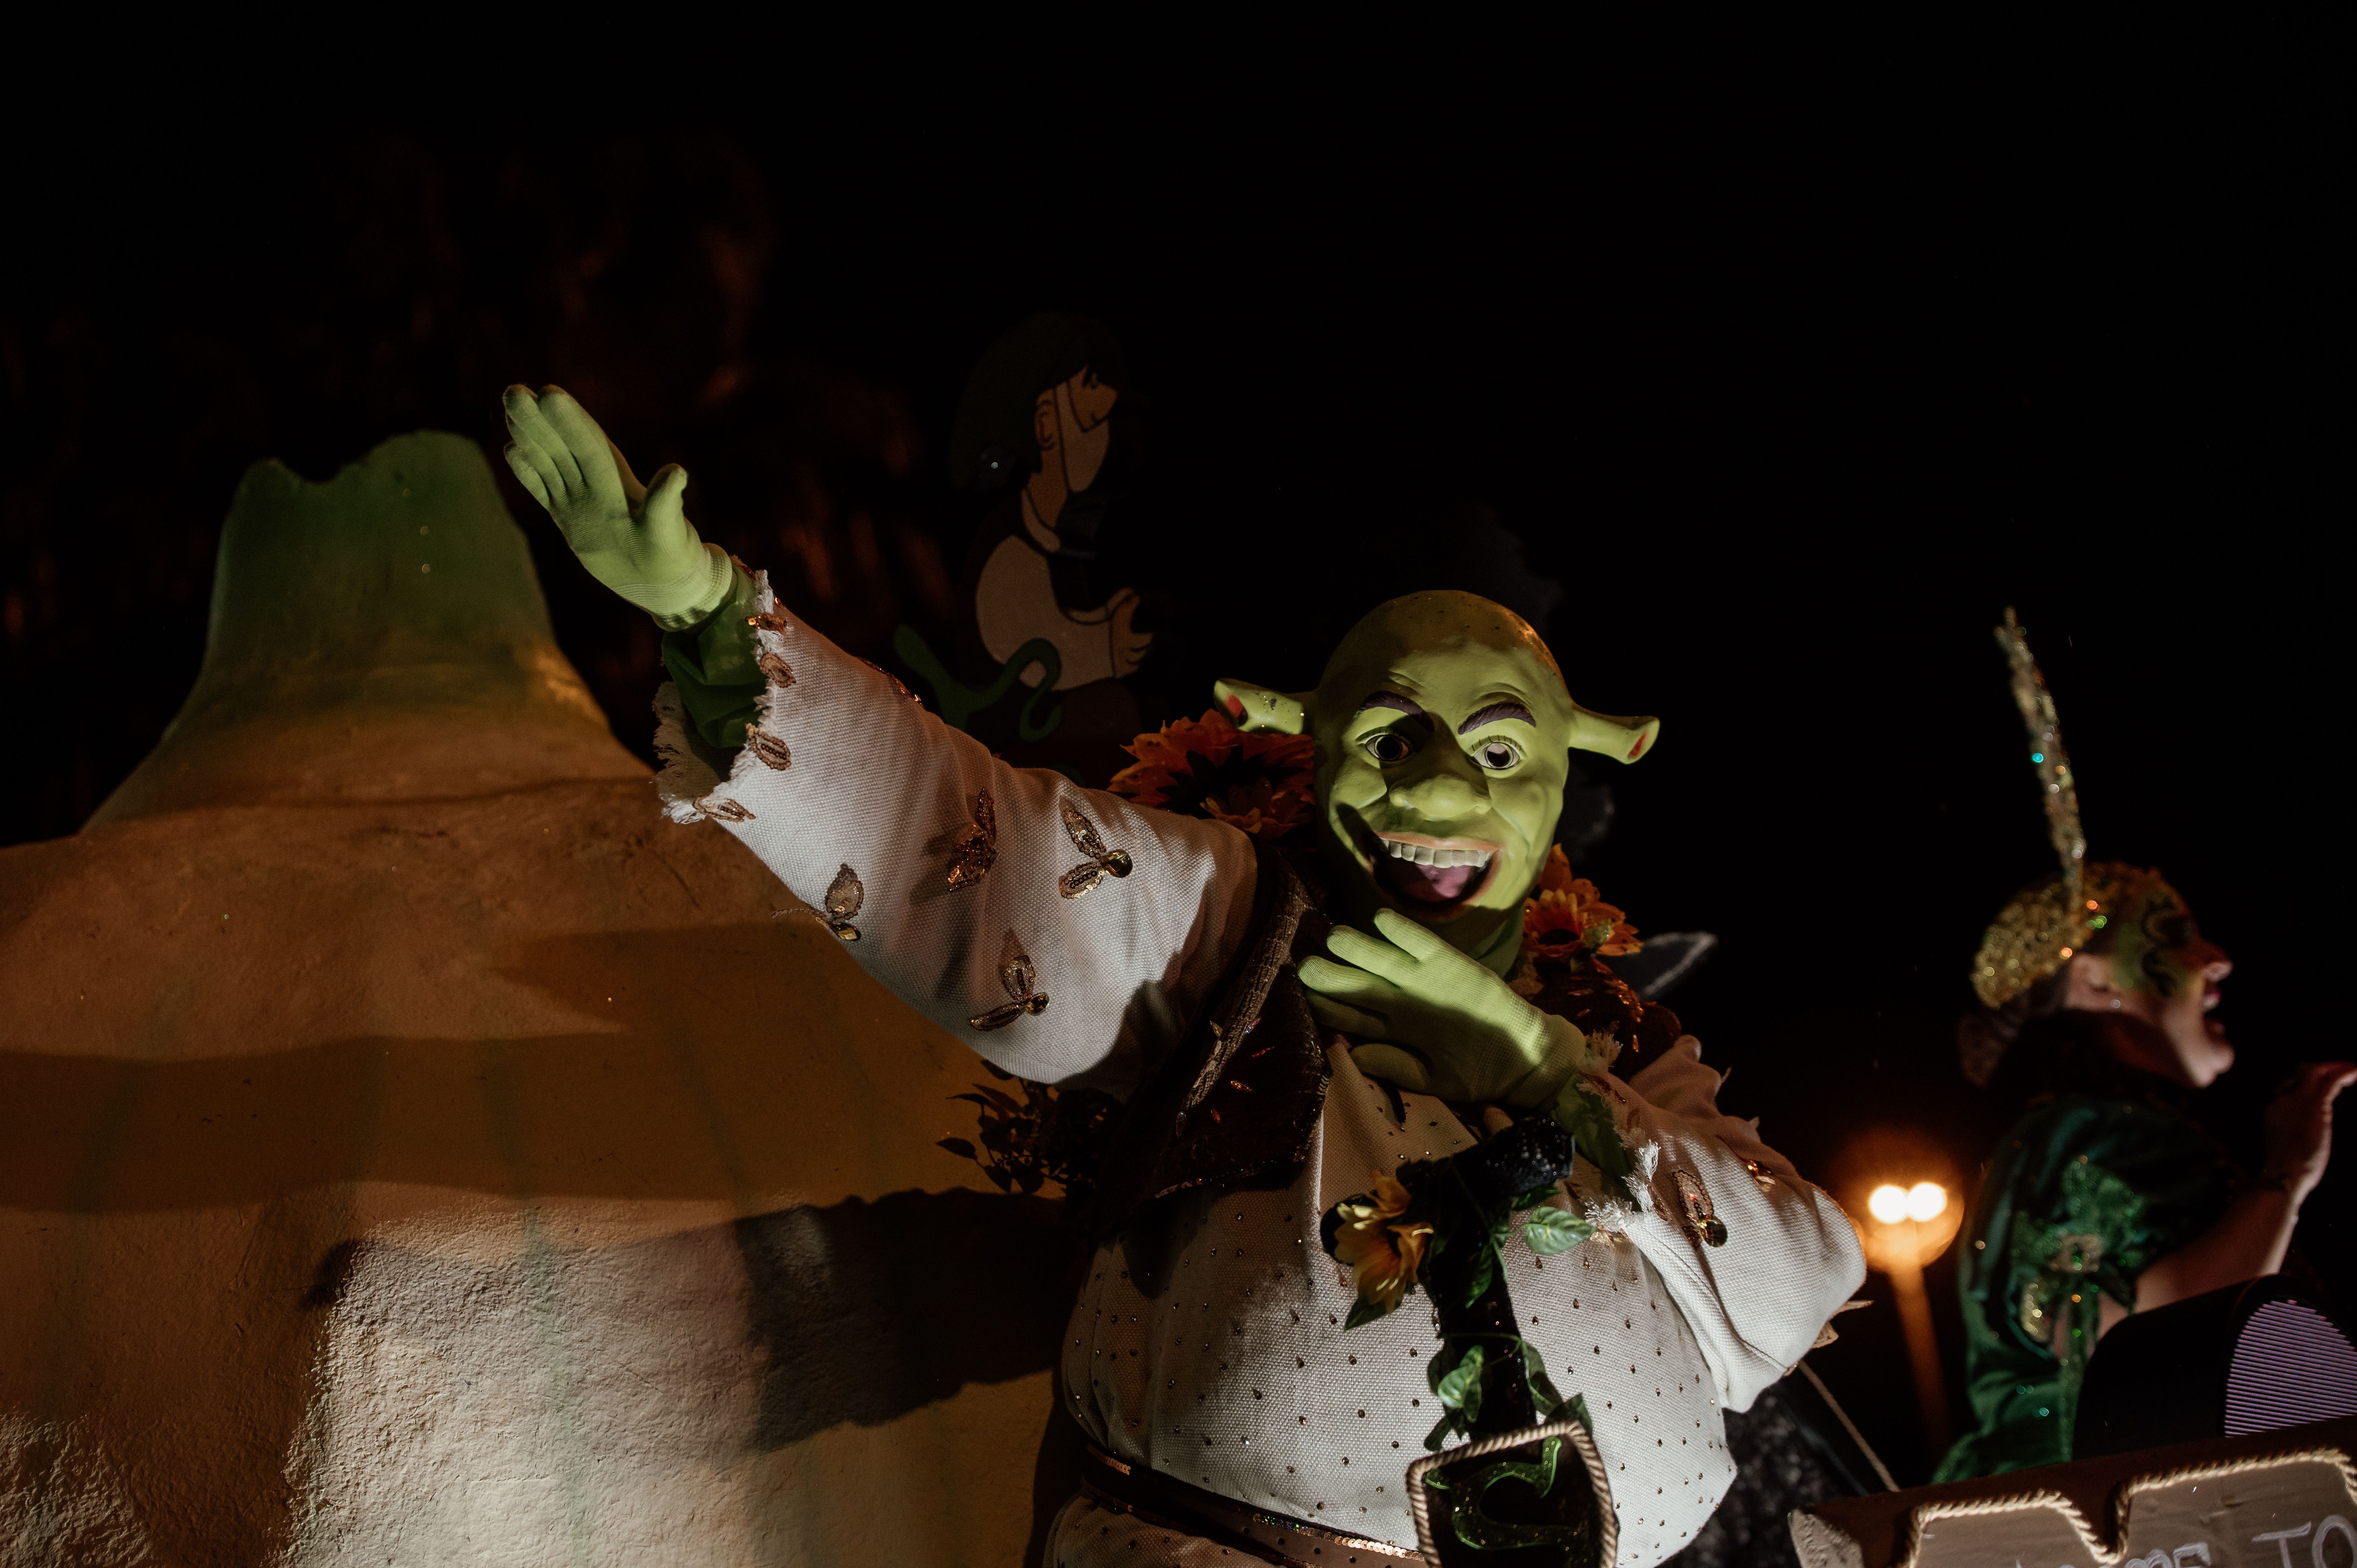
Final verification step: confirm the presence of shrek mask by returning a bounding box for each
[1218,592,1657,975]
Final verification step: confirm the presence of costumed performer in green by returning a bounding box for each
[1935,611,2355,1481]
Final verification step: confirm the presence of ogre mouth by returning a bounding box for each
[1357,825,1501,913]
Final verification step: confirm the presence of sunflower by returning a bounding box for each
[1328,1173,1436,1318]
[1523,846,1641,963]
[1108,710,1317,842]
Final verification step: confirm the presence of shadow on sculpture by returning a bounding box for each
[0,432,1077,1567]
[735,1188,1083,1446]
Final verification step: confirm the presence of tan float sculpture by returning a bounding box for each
[0,435,1072,1566]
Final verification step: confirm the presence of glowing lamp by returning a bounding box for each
[1843,1135,1968,1459]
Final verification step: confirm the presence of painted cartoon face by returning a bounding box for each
[1052,369,1117,493]
[1065,366,1118,431]
[1311,602,1574,960]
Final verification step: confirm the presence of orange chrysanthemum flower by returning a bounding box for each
[1108,710,1317,842]
[1523,845,1641,961]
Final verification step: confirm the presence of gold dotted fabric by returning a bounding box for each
[1050,1044,1834,1567]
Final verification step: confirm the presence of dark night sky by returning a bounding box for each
[2,37,2346,1485]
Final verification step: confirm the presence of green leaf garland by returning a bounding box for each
[1522,1205,1593,1255]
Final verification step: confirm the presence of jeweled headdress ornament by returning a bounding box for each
[1970,610,2092,1008]
[1996,608,2086,906]
[1970,611,2171,1017]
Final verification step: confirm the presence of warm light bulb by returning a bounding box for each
[1906,1182,1948,1222]
[1868,1185,1910,1224]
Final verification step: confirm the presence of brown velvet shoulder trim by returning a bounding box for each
[1074,841,1328,1241]
[1072,849,1683,1240]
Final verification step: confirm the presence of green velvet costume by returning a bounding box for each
[1935,1016,2237,1480]
[661,565,765,750]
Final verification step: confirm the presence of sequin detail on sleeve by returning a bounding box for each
[1673,1169,1727,1247]
[860,659,923,703]
[947,791,997,890]
[744,722,791,771]
[823,864,865,941]
[971,939,1050,1031]
[1057,798,1134,899]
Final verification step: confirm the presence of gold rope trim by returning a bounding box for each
[1403,1418,1617,1566]
[2110,1443,2357,1538]
[1885,1442,2355,1568]
[1897,1487,2106,1568]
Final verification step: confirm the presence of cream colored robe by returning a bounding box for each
[657,576,1866,1567]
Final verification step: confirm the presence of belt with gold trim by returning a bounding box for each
[1080,1443,1428,1566]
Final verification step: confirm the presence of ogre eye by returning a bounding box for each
[1365,731,1415,765]
[1475,739,1522,771]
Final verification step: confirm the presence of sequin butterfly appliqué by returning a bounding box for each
[1057,800,1133,899]
[970,946,1050,1031]
[946,790,997,890]
[823,864,864,942]
[1674,1168,1727,1247]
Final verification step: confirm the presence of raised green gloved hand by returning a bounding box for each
[501,385,735,628]
[1299,908,1603,1107]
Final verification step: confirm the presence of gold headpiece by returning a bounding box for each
[1971,610,2093,1008]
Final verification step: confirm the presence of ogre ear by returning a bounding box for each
[1567,706,1661,764]
[1212,678,1311,735]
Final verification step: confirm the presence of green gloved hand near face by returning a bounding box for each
[1300,908,1602,1107]
[502,385,735,628]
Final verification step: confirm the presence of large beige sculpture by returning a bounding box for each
[0,435,1077,1566]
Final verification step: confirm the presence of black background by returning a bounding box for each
[2,33,2346,1490]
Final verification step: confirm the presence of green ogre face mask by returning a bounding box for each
[1222,592,1658,972]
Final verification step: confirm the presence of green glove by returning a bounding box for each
[1299,909,1602,1107]
[501,385,734,628]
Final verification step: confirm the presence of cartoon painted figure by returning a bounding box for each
[968,355,1147,686]
[895,313,1159,779]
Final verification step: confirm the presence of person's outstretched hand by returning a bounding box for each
[2262,1060,2357,1202]
[1299,908,1597,1106]
[502,384,733,626]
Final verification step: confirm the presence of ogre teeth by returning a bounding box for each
[1377,838,1497,868]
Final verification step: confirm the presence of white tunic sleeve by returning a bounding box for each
[657,573,1258,1095]
[1592,1035,1866,1412]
